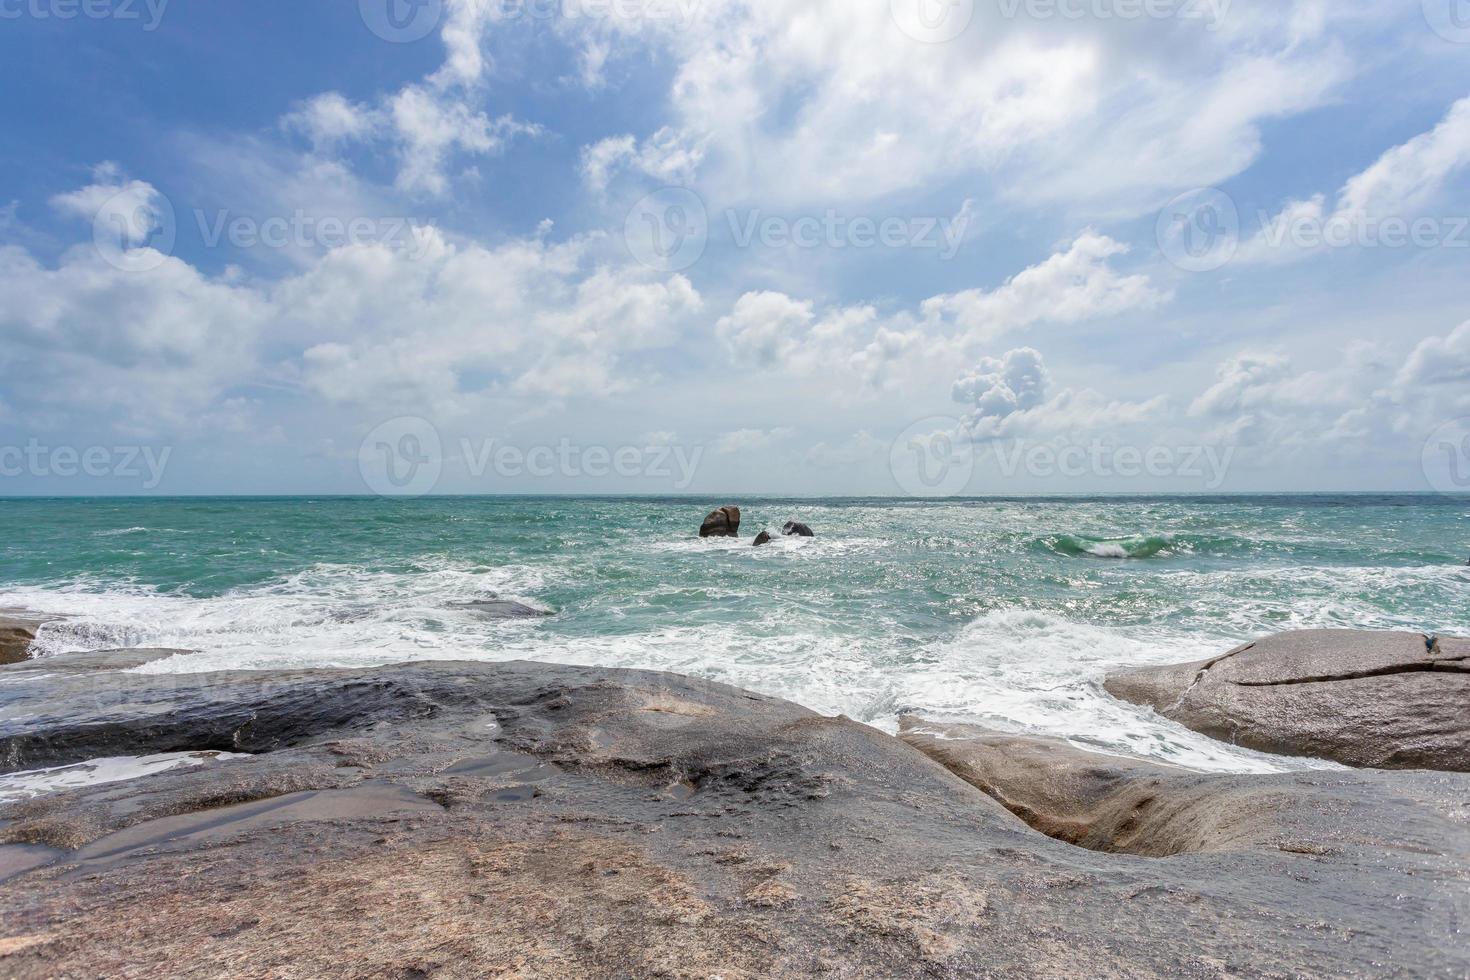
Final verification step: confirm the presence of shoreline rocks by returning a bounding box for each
[0,652,1465,976]
[782,522,815,538]
[0,615,58,666]
[1105,629,1470,772]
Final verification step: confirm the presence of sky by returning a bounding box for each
[1,0,1470,496]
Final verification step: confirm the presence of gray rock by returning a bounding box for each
[1105,629,1470,771]
[449,599,552,620]
[782,521,815,538]
[753,531,774,547]
[699,505,741,538]
[0,656,1466,976]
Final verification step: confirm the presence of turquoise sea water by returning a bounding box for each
[2,495,1467,773]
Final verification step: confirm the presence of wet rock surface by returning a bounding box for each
[782,522,815,538]
[0,651,1466,977]
[448,599,553,620]
[1105,629,1470,771]
[0,615,56,666]
[699,505,741,538]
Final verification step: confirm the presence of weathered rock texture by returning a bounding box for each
[0,651,1466,977]
[0,615,55,666]
[698,505,741,538]
[449,599,552,620]
[1106,630,1470,771]
[782,522,815,538]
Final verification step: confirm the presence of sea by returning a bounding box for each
[2,494,1466,775]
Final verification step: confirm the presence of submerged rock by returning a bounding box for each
[449,599,552,620]
[1105,629,1470,771]
[753,531,774,547]
[0,651,1465,976]
[782,522,815,538]
[699,505,741,538]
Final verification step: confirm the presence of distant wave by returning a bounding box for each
[1043,533,1176,559]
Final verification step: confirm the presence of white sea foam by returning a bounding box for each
[5,558,1458,777]
[0,751,247,802]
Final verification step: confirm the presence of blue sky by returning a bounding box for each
[2,0,1469,495]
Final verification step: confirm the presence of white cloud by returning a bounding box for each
[0,243,269,433]
[803,430,881,468]
[922,233,1169,345]
[551,0,1353,213]
[1396,320,1470,388]
[389,86,540,196]
[50,165,166,250]
[1182,328,1470,463]
[580,127,706,193]
[714,427,795,454]
[6,172,706,432]
[276,2,539,198]
[282,93,376,149]
[1240,95,1470,264]
[953,347,1164,439]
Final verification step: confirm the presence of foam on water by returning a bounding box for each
[2,495,1465,778]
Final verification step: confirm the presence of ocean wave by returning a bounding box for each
[1042,533,1176,559]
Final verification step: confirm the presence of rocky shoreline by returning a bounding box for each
[0,626,1466,977]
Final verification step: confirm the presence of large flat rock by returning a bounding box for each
[0,651,1466,977]
[1105,629,1470,771]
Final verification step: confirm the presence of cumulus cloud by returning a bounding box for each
[4,171,706,432]
[921,233,1169,345]
[1182,326,1470,463]
[1397,320,1470,388]
[50,164,168,251]
[1239,95,1470,263]
[277,2,539,198]
[952,347,1163,440]
[714,233,1168,397]
[952,348,1050,425]
[580,128,706,193]
[544,0,1354,213]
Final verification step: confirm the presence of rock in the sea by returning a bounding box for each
[0,615,55,666]
[1105,629,1470,771]
[782,521,815,538]
[753,531,773,547]
[449,599,552,620]
[699,505,741,538]
[0,652,1466,976]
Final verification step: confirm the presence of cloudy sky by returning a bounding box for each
[2,0,1469,495]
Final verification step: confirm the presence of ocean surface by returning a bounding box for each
[2,495,1467,775]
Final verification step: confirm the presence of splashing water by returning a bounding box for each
[2,494,1466,775]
